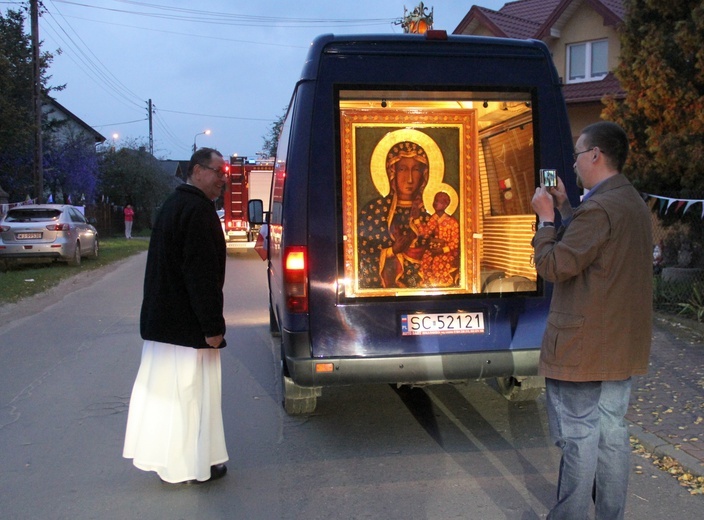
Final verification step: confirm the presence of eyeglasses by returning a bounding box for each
[198,163,228,178]
[572,147,595,161]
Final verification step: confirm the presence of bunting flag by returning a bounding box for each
[643,193,704,219]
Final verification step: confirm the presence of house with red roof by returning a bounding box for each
[454,0,625,142]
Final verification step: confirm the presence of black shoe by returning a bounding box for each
[161,464,227,485]
[209,463,227,481]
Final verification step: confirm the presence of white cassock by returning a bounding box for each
[123,340,228,483]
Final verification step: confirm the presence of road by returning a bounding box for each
[0,250,700,519]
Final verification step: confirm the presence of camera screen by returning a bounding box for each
[541,169,557,187]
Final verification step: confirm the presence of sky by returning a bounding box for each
[21,0,507,160]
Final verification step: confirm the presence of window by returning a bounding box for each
[567,40,608,83]
[337,90,539,296]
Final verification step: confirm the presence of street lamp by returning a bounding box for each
[193,129,211,153]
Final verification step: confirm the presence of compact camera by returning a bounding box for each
[540,169,557,188]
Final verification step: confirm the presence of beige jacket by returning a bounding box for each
[532,173,653,382]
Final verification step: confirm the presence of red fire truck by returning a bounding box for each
[222,156,274,249]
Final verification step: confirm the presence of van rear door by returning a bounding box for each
[270,34,578,412]
[305,36,575,358]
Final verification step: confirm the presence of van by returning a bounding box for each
[260,32,579,414]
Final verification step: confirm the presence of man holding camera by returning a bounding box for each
[531,121,652,520]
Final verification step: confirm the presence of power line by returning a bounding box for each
[152,107,189,153]
[52,0,398,27]
[43,0,188,150]
[43,1,145,110]
[51,13,308,49]
[92,117,147,128]
[156,108,273,122]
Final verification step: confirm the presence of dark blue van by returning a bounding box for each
[262,31,579,413]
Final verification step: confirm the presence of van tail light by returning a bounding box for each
[284,246,308,313]
[46,223,71,231]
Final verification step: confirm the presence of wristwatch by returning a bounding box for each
[538,221,555,230]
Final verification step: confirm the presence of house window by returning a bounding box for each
[567,40,608,82]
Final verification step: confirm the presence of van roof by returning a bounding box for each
[300,33,552,82]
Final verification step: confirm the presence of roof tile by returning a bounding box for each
[562,73,625,103]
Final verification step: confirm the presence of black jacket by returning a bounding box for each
[140,184,227,348]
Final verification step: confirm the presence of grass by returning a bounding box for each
[0,236,149,305]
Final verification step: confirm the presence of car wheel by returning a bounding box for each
[68,242,81,266]
[90,238,99,259]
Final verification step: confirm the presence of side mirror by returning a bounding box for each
[248,199,264,225]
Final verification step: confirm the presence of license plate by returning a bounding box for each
[401,312,485,336]
[16,232,42,240]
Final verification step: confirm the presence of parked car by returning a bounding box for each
[0,204,99,271]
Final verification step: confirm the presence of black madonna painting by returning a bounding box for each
[340,109,480,297]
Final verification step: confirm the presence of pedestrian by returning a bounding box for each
[531,121,652,519]
[123,204,134,239]
[123,147,229,484]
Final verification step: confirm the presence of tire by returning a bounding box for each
[90,238,99,259]
[496,376,544,402]
[68,242,81,266]
[282,374,318,415]
[280,339,320,415]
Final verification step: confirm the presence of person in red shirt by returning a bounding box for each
[124,204,134,239]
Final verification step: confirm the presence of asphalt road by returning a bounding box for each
[0,250,700,519]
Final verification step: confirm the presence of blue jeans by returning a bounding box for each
[545,378,632,520]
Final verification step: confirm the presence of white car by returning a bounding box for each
[0,205,99,271]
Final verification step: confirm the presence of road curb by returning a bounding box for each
[628,421,704,478]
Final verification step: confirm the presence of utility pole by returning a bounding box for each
[31,0,43,203]
[147,99,154,155]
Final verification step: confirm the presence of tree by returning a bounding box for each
[98,140,178,224]
[603,0,704,197]
[604,0,704,268]
[0,8,61,201]
[261,106,287,158]
[44,127,99,204]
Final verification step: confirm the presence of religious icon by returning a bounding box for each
[340,109,480,297]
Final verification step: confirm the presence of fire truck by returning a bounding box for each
[222,156,274,249]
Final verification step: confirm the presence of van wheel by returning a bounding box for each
[280,349,320,415]
[282,374,318,415]
[68,243,81,266]
[496,376,544,401]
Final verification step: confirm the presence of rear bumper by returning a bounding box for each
[226,230,248,242]
[226,241,254,250]
[283,330,540,387]
[0,244,67,260]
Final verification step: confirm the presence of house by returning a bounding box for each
[0,99,105,208]
[43,98,106,145]
[454,0,625,142]
[159,159,185,181]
